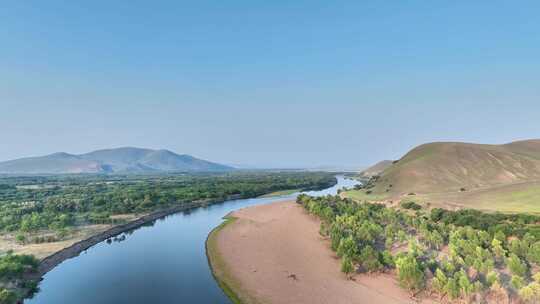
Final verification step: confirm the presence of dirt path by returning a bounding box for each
[212,201,434,304]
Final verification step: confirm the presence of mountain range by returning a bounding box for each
[0,147,234,174]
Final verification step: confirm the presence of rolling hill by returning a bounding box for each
[349,140,540,212]
[359,160,393,178]
[0,147,234,174]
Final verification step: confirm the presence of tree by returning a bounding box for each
[15,234,25,244]
[360,245,383,272]
[511,275,526,290]
[446,277,460,300]
[336,236,357,259]
[341,256,354,279]
[431,269,448,298]
[457,269,474,299]
[486,271,499,287]
[491,238,506,261]
[507,253,528,277]
[381,250,395,268]
[395,255,425,295]
[0,288,16,304]
[528,242,540,264]
[519,282,540,303]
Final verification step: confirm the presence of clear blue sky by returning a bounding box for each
[1,1,539,168]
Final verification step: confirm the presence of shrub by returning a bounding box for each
[400,201,422,210]
[341,256,354,278]
[396,255,425,293]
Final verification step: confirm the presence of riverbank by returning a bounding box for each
[206,216,252,304]
[28,188,319,279]
[208,201,429,304]
[32,201,206,279]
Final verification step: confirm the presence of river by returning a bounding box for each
[27,176,359,304]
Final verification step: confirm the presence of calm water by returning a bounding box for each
[27,176,359,304]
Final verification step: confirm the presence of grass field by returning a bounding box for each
[341,190,390,202]
[420,181,540,213]
[343,181,540,214]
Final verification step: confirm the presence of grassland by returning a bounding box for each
[340,189,390,202]
[371,140,540,196]
[420,180,540,213]
[350,140,540,213]
[344,179,540,214]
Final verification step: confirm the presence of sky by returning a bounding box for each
[1,1,539,168]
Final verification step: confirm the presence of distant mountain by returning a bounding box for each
[0,147,234,174]
[370,139,540,195]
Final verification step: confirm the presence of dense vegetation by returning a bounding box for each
[0,171,336,303]
[298,194,540,303]
[0,172,336,238]
[0,252,39,304]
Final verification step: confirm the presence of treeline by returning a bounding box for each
[0,172,336,235]
[298,194,540,303]
[0,252,39,304]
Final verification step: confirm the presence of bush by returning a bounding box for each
[400,201,422,210]
[341,256,354,277]
[508,254,528,277]
[0,288,17,304]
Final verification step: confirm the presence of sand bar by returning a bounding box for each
[209,201,436,304]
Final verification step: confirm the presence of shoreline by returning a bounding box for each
[31,200,205,279]
[206,215,247,304]
[30,188,301,278]
[20,181,338,301]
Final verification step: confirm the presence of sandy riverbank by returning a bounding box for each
[208,201,435,304]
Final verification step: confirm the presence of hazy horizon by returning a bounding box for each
[2,2,539,168]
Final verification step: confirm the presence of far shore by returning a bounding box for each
[208,201,434,304]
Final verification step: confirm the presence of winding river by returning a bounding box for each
[27,176,359,304]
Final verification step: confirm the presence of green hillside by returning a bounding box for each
[359,160,393,178]
[346,139,540,213]
[373,140,540,195]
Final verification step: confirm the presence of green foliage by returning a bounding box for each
[395,255,424,293]
[432,268,447,296]
[15,234,25,244]
[381,250,394,268]
[400,201,421,210]
[359,245,383,272]
[508,253,528,277]
[0,288,17,304]
[0,172,336,234]
[0,252,39,280]
[456,269,474,298]
[527,242,540,264]
[299,194,540,302]
[340,256,354,276]
[519,282,540,303]
[486,271,499,287]
[512,275,526,290]
[336,236,357,259]
[446,277,460,300]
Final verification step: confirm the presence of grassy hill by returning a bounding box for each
[346,139,540,213]
[359,160,393,178]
